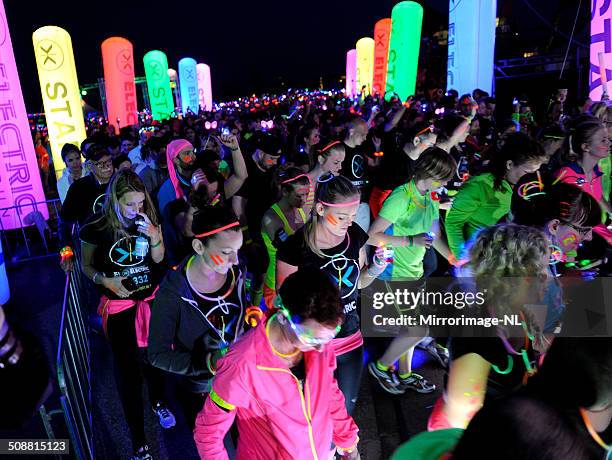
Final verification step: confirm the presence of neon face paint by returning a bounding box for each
[326,214,338,226]
[209,253,223,266]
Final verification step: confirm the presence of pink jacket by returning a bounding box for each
[194,317,359,460]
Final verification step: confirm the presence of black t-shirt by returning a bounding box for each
[371,140,416,190]
[236,155,276,241]
[450,336,537,399]
[61,174,109,224]
[80,213,163,300]
[277,224,368,337]
[341,143,368,190]
[184,264,247,351]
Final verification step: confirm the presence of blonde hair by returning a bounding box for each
[304,175,358,257]
[93,169,159,241]
[467,223,549,335]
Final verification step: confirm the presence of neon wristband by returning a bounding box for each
[337,437,359,452]
[150,239,162,249]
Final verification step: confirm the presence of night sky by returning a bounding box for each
[5,0,584,112]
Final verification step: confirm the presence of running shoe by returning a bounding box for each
[152,402,176,429]
[421,341,450,368]
[398,372,436,394]
[367,362,403,395]
[132,444,153,460]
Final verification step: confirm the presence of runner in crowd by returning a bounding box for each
[79,169,173,460]
[367,147,456,395]
[261,167,309,309]
[445,132,547,260]
[194,268,360,460]
[277,174,389,414]
[233,132,282,306]
[148,205,248,430]
[428,224,550,431]
[56,143,86,203]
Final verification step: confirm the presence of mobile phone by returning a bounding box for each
[221,127,230,136]
[122,277,137,291]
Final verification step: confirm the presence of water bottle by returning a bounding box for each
[134,236,149,259]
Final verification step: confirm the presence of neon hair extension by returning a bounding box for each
[194,221,240,239]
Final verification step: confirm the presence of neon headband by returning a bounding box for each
[319,199,360,207]
[194,221,240,238]
[281,173,311,185]
[415,125,434,137]
[318,141,342,154]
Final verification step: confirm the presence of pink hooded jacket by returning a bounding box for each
[166,139,194,200]
[193,316,359,460]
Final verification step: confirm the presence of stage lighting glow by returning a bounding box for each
[32,26,87,179]
[143,50,174,120]
[386,1,423,100]
[101,37,138,131]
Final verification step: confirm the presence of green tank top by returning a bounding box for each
[262,204,306,290]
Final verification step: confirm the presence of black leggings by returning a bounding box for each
[334,345,364,416]
[175,385,206,430]
[106,307,167,448]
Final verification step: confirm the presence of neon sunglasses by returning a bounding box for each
[274,295,341,347]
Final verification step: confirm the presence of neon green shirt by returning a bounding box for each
[445,173,513,259]
[378,181,439,280]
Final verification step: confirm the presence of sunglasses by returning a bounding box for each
[274,296,340,347]
[205,121,218,130]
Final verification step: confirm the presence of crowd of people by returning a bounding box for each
[50,86,612,459]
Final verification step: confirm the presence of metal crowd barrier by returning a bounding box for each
[0,199,62,264]
[55,226,93,460]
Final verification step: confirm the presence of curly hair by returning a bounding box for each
[278,267,344,328]
[467,223,549,331]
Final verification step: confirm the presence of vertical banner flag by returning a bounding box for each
[386,1,423,101]
[101,37,137,132]
[447,0,496,95]
[0,1,48,229]
[345,49,357,97]
[373,18,392,96]
[32,26,86,180]
[143,50,173,120]
[178,57,199,114]
[356,37,375,96]
[196,63,212,111]
[590,0,612,100]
